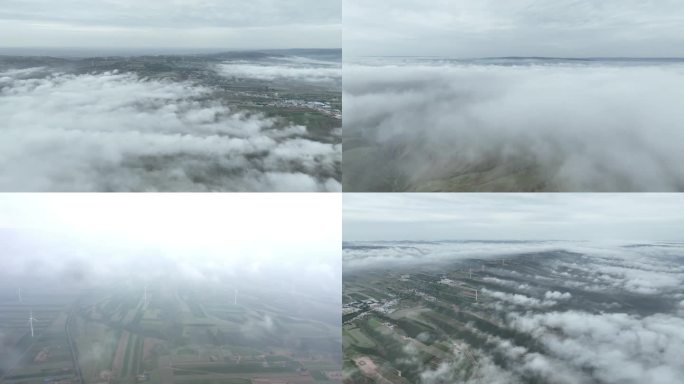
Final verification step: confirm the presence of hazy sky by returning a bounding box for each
[0,0,341,50]
[0,193,341,275]
[344,0,684,58]
[344,194,684,241]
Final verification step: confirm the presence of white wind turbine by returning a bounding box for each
[28,310,39,338]
[18,288,23,303]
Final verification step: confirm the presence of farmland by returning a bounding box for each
[1,279,341,384]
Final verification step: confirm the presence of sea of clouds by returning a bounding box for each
[345,240,684,383]
[0,67,340,191]
[343,61,684,191]
[218,55,341,83]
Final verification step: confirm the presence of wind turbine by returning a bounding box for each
[17,288,23,303]
[234,289,238,306]
[28,310,38,338]
[473,289,478,303]
[469,269,472,279]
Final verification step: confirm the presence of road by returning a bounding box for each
[65,310,85,384]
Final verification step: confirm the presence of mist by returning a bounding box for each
[0,193,341,299]
[0,0,341,50]
[343,61,684,191]
[343,0,684,58]
[217,57,341,83]
[0,194,342,381]
[343,240,684,383]
[343,240,682,272]
[0,66,341,191]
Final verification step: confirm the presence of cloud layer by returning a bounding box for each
[343,62,684,191]
[218,57,341,83]
[343,194,684,241]
[345,241,684,383]
[0,69,340,191]
[0,0,341,49]
[344,0,684,57]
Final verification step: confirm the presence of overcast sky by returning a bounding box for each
[344,0,684,58]
[0,193,341,267]
[0,0,340,51]
[344,194,684,242]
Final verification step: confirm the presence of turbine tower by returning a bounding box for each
[28,311,38,338]
[469,269,472,279]
[18,287,23,303]
[234,289,238,306]
[474,289,478,303]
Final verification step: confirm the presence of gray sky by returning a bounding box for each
[344,194,684,242]
[344,0,684,58]
[0,193,341,266]
[0,0,340,50]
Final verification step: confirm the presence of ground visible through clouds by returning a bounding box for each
[343,241,684,384]
[343,58,684,192]
[0,191,343,384]
[0,49,341,191]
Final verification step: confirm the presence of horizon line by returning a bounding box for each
[351,55,684,60]
[342,239,684,243]
[0,46,341,58]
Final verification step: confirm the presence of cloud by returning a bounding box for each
[0,193,343,307]
[345,238,684,383]
[343,62,684,192]
[508,311,684,384]
[343,240,684,271]
[343,194,684,242]
[0,0,341,29]
[0,0,341,49]
[544,291,571,300]
[0,193,342,369]
[218,59,341,82]
[584,264,684,294]
[484,289,558,308]
[0,69,340,191]
[344,0,684,57]
[241,313,276,339]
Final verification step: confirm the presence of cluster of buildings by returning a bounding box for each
[343,295,401,324]
[268,99,341,119]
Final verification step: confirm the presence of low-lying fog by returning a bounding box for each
[344,240,684,384]
[0,193,340,299]
[343,60,684,192]
[0,55,341,191]
[0,194,341,370]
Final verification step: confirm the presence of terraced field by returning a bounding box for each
[343,241,684,383]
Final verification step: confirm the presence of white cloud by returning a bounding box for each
[0,70,340,191]
[544,291,571,300]
[0,193,342,297]
[344,63,684,192]
[509,311,684,384]
[484,289,557,308]
[344,0,684,57]
[343,240,684,273]
[0,0,341,49]
[345,233,684,383]
[218,61,341,82]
